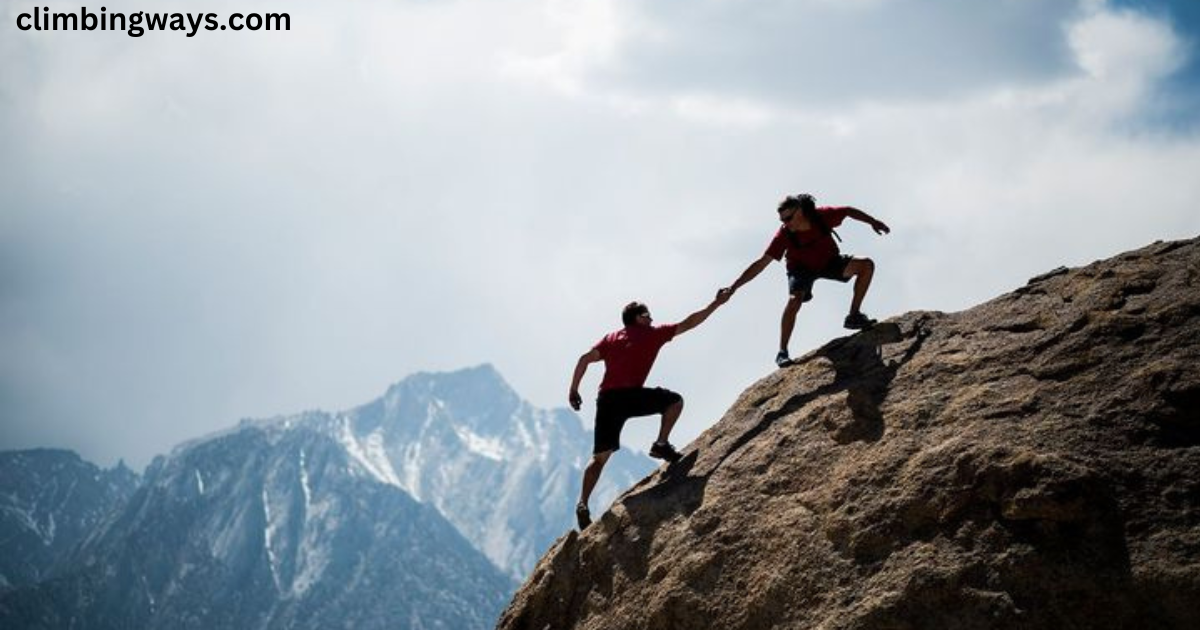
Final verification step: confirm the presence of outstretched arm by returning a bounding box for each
[845,207,890,235]
[674,289,730,336]
[721,254,774,299]
[568,349,602,410]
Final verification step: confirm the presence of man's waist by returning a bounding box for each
[597,384,650,396]
[788,249,838,268]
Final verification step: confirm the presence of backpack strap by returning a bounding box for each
[786,228,803,250]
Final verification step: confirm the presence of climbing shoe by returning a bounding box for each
[775,350,792,368]
[844,312,876,330]
[575,501,591,530]
[648,441,683,463]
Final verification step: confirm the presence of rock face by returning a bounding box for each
[498,238,1200,630]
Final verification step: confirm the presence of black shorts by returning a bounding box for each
[788,255,853,301]
[593,387,683,454]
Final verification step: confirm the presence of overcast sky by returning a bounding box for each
[2,0,1199,470]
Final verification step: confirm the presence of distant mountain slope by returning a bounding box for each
[1,364,659,628]
[500,237,1200,630]
[1,423,513,629]
[0,449,138,589]
[335,365,655,578]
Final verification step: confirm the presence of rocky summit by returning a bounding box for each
[498,238,1200,630]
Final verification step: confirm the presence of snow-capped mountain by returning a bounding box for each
[332,364,656,578]
[1,423,513,630]
[0,449,138,589]
[0,364,657,628]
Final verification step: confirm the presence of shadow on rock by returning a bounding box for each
[724,319,932,473]
[621,451,707,523]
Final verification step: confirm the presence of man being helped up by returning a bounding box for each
[569,291,728,530]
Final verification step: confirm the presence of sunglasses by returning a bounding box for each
[779,212,796,223]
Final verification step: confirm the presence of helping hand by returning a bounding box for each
[569,390,583,411]
[872,220,891,235]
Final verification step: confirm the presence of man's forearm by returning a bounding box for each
[730,258,769,292]
[682,301,718,330]
[730,270,754,292]
[847,208,876,223]
[847,208,889,234]
[570,359,588,393]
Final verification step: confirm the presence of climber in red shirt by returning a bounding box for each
[721,193,890,367]
[568,291,728,529]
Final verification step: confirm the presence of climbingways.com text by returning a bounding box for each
[15,6,291,37]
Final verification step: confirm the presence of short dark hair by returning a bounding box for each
[622,301,649,326]
[778,193,816,215]
[778,192,836,239]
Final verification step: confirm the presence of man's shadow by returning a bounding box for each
[755,319,931,446]
[618,318,932,535]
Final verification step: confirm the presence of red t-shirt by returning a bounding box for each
[764,206,850,271]
[594,324,679,392]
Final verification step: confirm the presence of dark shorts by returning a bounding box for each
[593,387,683,454]
[788,255,853,301]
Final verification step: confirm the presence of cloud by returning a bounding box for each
[2,0,1198,468]
[506,0,1085,107]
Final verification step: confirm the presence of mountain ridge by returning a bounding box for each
[147,362,651,579]
[2,362,656,628]
[2,420,515,629]
[0,449,138,589]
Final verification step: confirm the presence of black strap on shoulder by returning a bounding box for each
[786,228,802,250]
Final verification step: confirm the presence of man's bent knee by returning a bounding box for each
[846,258,874,278]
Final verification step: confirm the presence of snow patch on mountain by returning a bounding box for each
[453,425,509,461]
[299,450,311,509]
[336,417,404,489]
[262,487,283,592]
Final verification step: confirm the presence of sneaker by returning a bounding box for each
[775,350,792,368]
[575,501,591,530]
[648,441,683,463]
[844,312,876,330]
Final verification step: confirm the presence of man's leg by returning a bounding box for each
[579,450,612,508]
[779,294,803,353]
[844,257,875,315]
[655,399,683,444]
